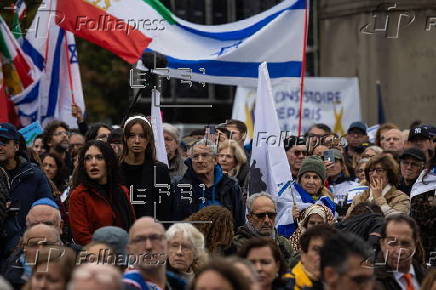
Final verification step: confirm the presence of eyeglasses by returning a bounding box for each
[252,212,277,220]
[400,160,423,169]
[53,131,70,137]
[192,152,213,161]
[293,150,308,157]
[24,240,60,248]
[130,234,165,244]
[368,168,386,174]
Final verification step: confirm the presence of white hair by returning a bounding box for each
[166,223,206,258]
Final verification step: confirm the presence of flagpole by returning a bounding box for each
[297,0,310,137]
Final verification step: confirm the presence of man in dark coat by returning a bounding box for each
[172,139,244,227]
[0,123,53,258]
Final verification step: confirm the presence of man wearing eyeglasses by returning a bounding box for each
[230,193,296,268]
[124,217,187,290]
[172,140,244,228]
[398,148,426,196]
[284,136,308,180]
[375,214,428,290]
[1,224,62,289]
[42,120,73,174]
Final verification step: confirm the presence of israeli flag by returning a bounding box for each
[276,182,337,237]
[410,168,436,199]
[13,1,85,128]
[149,0,307,87]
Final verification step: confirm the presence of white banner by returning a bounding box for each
[232,77,361,136]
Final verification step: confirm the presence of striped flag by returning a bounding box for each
[0,15,40,100]
[12,1,85,128]
[56,0,307,87]
[410,168,436,199]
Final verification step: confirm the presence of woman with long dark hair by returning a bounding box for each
[120,115,171,220]
[69,140,135,245]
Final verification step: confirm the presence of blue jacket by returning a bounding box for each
[6,159,53,230]
[171,158,244,227]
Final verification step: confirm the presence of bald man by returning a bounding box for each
[381,128,404,154]
[22,224,62,264]
[1,224,62,289]
[26,204,63,233]
[124,217,186,290]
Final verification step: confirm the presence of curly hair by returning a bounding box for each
[42,120,69,151]
[185,206,234,254]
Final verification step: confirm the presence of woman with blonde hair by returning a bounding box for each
[216,139,248,188]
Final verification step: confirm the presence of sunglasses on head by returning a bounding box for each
[253,212,277,219]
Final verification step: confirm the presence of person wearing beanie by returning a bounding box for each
[294,156,335,221]
[163,123,187,181]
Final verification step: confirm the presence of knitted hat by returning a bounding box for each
[297,155,326,182]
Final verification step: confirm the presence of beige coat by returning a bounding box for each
[347,186,410,216]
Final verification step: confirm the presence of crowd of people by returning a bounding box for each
[0,114,435,290]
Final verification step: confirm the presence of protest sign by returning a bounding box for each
[232,77,361,136]
[18,121,43,146]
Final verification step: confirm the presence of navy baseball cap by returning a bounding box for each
[0,123,19,142]
[347,122,367,134]
[408,126,431,141]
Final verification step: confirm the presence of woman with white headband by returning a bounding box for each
[120,115,172,219]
